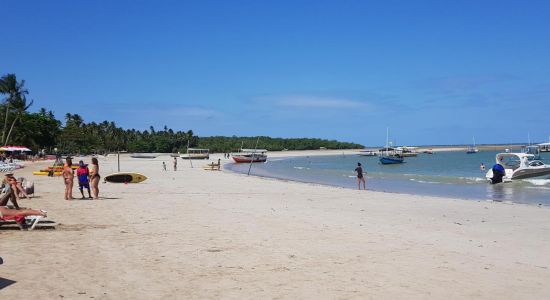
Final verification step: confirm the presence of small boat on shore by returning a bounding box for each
[485,152,550,181]
[130,153,157,159]
[180,148,210,160]
[232,149,267,163]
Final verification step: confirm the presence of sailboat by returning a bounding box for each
[379,128,404,164]
[466,136,479,154]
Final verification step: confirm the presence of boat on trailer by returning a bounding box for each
[231,149,267,163]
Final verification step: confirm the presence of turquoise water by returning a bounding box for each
[226,151,550,205]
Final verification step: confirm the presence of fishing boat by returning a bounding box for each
[231,149,268,163]
[466,137,479,154]
[379,129,404,164]
[485,152,550,181]
[180,148,210,159]
[395,146,418,157]
[379,154,404,164]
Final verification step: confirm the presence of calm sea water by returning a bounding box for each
[225,151,550,205]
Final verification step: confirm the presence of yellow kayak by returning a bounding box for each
[33,171,62,176]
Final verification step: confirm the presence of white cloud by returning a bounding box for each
[262,95,368,109]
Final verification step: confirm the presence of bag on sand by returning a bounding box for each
[24,180,34,195]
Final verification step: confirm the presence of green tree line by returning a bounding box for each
[0,73,363,154]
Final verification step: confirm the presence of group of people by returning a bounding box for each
[62,157,100,200]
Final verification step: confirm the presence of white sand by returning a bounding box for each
[1,153,549,299]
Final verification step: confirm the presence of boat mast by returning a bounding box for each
[247,137,260,176]
[386,127,389,155]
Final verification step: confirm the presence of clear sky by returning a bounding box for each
[2,0,549,146]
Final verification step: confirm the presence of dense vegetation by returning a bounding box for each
[0,73,363,154]
[198,136,363,153]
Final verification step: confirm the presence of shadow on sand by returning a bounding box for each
[0,277,16,290]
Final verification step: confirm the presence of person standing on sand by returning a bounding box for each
[89,157,100,199]
[62,157,74,200]
[162,161,167,171]
[76,161,92,199]
[355,162,366,190]
[173,157,177,171]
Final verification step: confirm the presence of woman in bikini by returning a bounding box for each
[62,157,74,200]
[90,157,100,199]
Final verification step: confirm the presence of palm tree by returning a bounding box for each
[4,95,33,145]
[0,74,29,144]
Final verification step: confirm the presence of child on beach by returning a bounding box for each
[162,161,167,171]
[173,157,177,171]
[77,161,92,199]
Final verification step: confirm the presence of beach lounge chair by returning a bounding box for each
[0,215,46,230]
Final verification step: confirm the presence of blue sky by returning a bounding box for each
[2,0,550,146]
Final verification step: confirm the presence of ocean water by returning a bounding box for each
[225,151,550,205]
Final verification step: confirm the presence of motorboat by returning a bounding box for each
[485,152,550,181]
[395,146,418,157]
[358,149,378,156]
[180,148,210,159]
[232,149,267,163]
[521,145,542,160]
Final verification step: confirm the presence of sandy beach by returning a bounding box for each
[1,152,550,299]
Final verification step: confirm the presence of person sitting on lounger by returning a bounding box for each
[0,173,21,209]
[0,206,47,230]
[0,206,47,218]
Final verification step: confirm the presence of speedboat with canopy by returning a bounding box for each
[485,152,550,181]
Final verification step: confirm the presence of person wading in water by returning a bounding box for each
[355,162,366,190]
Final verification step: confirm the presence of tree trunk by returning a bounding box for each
[1,103,10,144]
[4,114,19,146]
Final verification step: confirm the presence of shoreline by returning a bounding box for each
[2,155,550,299]
[223,151,550,207]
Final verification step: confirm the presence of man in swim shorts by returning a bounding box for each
[76,161,92,199]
